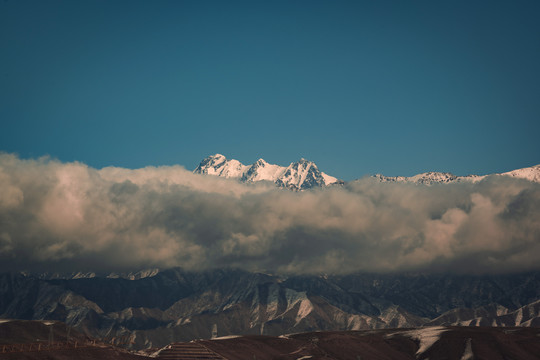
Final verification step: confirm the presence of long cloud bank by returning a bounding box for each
[0,153,539,274]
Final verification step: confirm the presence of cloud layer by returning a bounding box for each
[0,153,539,274]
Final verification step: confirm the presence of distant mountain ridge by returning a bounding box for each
[372,172,484,185]
[194,154,540,187]
[194,154,343,190]
[372,164,540,184]
[32,268,160,281]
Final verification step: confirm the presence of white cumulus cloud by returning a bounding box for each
[0,153,539,275]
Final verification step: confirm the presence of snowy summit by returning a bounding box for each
[194,154,343,190]
[195,154,540,189]
[373,164,540,185]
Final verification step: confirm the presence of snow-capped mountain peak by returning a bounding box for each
[194,154,342,190]
[373,164,540,185]
[194,154,249,178]
[373,172,476,185]
[278,158,323,189]
[501,164,540,182]
[195,154,539,188]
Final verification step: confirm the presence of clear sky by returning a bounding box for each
[1,0,539,180]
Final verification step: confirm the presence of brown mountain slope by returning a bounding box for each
[187,326,540,360]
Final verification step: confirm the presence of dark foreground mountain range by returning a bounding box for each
[189,326,540,360]
[2,320,540,360]
[1,268,540,350]
[0,319,149,360]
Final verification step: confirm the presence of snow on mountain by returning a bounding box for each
[373,164,540,185]
[241,158,284,183]
[33,269,160,280]
[34,271,97,280]
[107,268,160,280]
[194,154,249,178]
[3,270,540,350]
[397,326,450,357]
[276,158,328,190]
[194,154,342,190]
[194,154,539,187]
[501,164,540,182]
[193,154,540,190]
[427,300,540,327]
[373,172,484,185]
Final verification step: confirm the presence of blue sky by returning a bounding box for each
[1,0,539,180]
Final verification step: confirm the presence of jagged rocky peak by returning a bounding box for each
[194,154,248,178]
[278,158,325,190]
[254,158,268,166]
[198,153,226,167]
[194,154,341,189]
[193,154,225,173]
